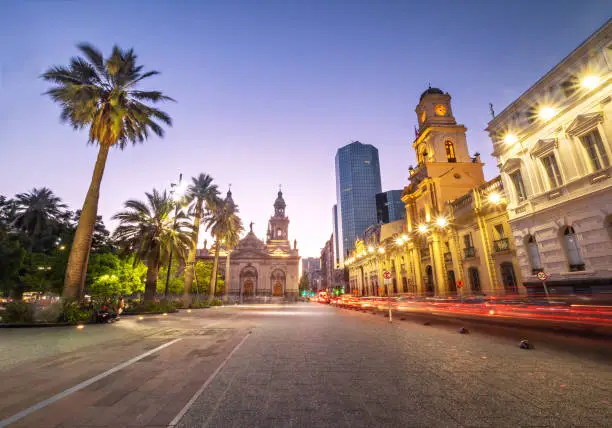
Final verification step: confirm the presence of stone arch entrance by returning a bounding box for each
[240,266,258,299]
[271,269,285,297]
[425,265,434,295]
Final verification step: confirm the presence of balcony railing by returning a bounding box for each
[493,238,510,252]
[463,247,476,258]
[444,252,452,264]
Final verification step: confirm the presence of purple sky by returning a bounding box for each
[0,1,609,257]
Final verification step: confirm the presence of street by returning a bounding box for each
[0,304,611,428]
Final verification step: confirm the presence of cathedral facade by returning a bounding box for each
[225,190,301,302]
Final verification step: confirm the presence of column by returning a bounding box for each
[430,233,447,296]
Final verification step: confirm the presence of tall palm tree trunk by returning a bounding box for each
[144,256,160,302]
[183,201,202,305]
[223,250,231,303]
[208,243,220,303]
[63,144,110,301]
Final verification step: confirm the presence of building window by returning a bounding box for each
[526,235,542,274]
[563,226,585,271]
[463,234,475,258]
[445,141,456,163]
[541,154,563,188]
[580,129,609,172]
[418,145,427,164]
[510,170,527,202]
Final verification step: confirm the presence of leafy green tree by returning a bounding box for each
[204,198,243,303]
[157,263,185,296]
[113,189,192,302]
[0,228,26,297]
[41,43,174,301]
[86,253,146,297]
[298,272,310,294]
[183,174,219,303]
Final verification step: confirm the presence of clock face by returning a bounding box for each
[420,110,427,123]
[434,104,447,116]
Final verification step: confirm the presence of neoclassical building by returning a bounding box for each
[228,190,300,301]
[486,20,612,295]
[346,88,521,297]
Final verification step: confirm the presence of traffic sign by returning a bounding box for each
[456,279,464,288]
[536,271,549,281]
[383,271,392,280]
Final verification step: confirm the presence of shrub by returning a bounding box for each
[3,302,35,323]
[59,301,93,323]
[172,300,184,309]
[190,300,209,309]
[210,298,223,307]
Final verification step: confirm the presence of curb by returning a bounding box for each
[0,322,87,328]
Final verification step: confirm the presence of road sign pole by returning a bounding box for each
[542,281,550,301]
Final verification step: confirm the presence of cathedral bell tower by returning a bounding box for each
[267,189,290,248]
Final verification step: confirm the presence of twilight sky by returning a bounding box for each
[0,1,609,257]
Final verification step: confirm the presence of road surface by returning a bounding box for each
[0,304,610,427]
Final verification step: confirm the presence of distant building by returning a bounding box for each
[198,189,301,302]
[376,190,406,223]
[302,257,321,275]
[335,141,382,266]
[332,204,340,267]
[486,21,612,295]
[320,235,334,290]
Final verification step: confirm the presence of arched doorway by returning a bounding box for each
[425,265,434,295]
[240,266,257,299]
[500,262,518,294]
[468,267,481,294]
[271,269,285,297]
[392,278,398,294]
[402,277,408,293]
[447,270,457,294]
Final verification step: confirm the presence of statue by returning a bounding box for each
[294,239,297,250]
[249,221,254,233]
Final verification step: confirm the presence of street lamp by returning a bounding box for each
[164,173,183,299]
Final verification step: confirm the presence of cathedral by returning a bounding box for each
[224,189,301,302]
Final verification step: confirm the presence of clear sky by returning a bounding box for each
[0,1,609,257]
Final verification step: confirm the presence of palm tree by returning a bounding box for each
[41,43,174,301]
[12,187,67,252]
[112,189,192,302]
[183,174,219,304]
[204,199,243,303]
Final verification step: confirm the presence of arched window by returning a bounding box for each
[445,141,456,163]
[526,235,542,274]
[563,226,585,271]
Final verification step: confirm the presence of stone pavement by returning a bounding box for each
[175,305,612,427]
[1,304,611,427]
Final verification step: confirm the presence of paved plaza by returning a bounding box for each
[0,304,610,427]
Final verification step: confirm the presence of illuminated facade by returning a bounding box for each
[200,190,300,302]
[346,89,521,296]
[486,21,612,295]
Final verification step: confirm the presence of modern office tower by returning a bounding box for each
[335,141,382,266]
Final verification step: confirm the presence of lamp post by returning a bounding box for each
[164,173,183,299]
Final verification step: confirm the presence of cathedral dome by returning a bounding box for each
[420,87,445,101]
[236,229,265,250]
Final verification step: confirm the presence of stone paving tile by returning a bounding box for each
[176,305,612,428]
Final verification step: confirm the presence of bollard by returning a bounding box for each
[458,327,469,334]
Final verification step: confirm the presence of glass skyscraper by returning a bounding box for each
[335,141,382,266]
[376,190,406,224]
